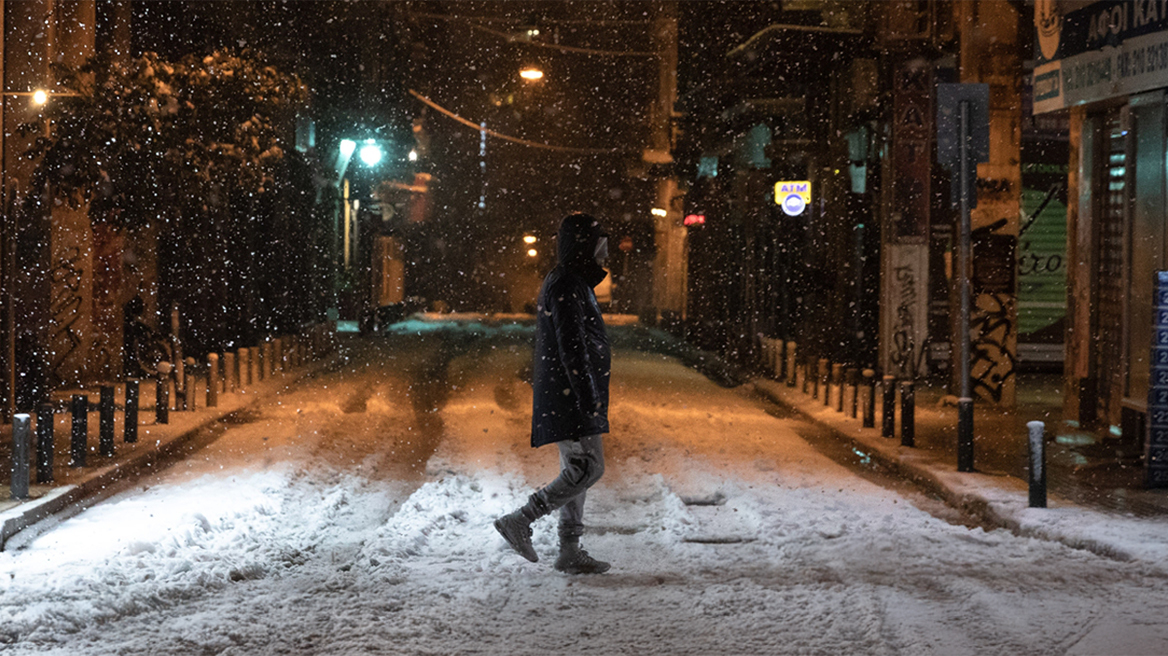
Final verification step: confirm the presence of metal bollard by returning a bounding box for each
[156,362,172,424]
[785,342,797,387]
[799,357,809,394]
[99,385,116,457]
[266,341,276,377]
[862,369,876,428]
[184,357,198,411]
[224,351,237,392]
[70,394,88,467]
[1028,421,1047,508]
[846,367,858,418]
[207,354,219,408]
[817,357,826,403]
[36,403,54,483]
[832,364,844,412]
[174,354,185,402]
[125,380,139,443]
[881,375,895,438]
[958,398,975,472]
[236,347,248,387]
[11,414,31,499]
[900,380,915,447]
[254,344,264,382]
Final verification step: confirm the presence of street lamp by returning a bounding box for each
[2,88,76,421]
[335,138,386,272]
[519,67,544,81]
[359,139,383,166]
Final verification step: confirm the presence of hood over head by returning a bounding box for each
[556,212,609,287]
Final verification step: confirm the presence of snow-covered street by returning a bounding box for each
[3,322,1168,655]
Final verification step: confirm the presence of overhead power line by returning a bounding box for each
[407,10,656,57]
[406,10,653,27]
[407,89,638,155]
[467,22,656,57]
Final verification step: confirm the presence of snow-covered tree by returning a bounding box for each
[24,50,318,356]
[24,49,308,229]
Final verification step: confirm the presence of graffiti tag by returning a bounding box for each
[970,292,1017,403]
[890,264,927,377]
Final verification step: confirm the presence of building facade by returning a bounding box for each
[1033,0,1168,449]
[676,0,1034,415]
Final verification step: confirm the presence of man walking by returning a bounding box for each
[494,212,612,574]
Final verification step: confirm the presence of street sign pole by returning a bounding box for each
[957,100,974,472]
[936,83,988,473]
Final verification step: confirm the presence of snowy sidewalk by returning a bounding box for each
[0,338,340,550]
[751,377,1168,563]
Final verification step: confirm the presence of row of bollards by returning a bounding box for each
[756,335,800,389]
[756,335,914,444]
[757,334,1048,509]
[9,325,336,501]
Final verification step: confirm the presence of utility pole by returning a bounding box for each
[649,0,683,325]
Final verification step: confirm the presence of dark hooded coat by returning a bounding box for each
[530,213,611,447]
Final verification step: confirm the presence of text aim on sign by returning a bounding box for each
[775,180,811,216]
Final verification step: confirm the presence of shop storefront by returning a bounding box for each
[1034,0,1168,439]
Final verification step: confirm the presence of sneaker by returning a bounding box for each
[494,511,538,562]
[554,546,610,574]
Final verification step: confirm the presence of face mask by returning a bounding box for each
[594,236,609,263]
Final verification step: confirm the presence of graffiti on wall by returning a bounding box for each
[884,243,929,378]
[970,292,1018,403]
[890,264,927,376]
[49,246,86,382]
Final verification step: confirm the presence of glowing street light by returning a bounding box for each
[519,68,544,81]
[31,89,48,105]
[359,139,383,166]
[523,235,537,244]
[527,248,538,258]
[339,139,357,159]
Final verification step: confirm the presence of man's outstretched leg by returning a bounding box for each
[495,433,606,569]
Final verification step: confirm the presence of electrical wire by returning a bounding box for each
[407,89,639,155]
[467,22,656,58]
[406,10,653,27]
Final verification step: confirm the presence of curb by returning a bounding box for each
[0,350,341,550]
[747,377,1156,562]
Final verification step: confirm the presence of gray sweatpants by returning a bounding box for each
[528,433,605,539]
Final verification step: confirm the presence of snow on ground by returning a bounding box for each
[2,325,1168,655]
